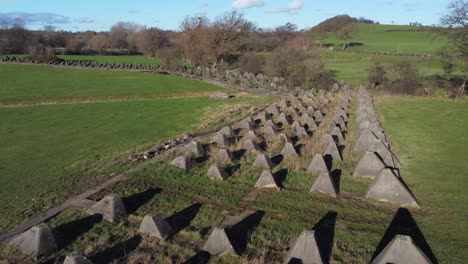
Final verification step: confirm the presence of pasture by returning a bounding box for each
[0,64,274,234]
[322,23,449,55]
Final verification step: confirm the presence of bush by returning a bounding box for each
[368,62,388,89]
[238,52,264,74]
[388,60,422,95]
[266,44,334,89]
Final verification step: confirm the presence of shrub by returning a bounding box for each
[388,60,422,95]
[238,52,264,74]
[368,62,388,89]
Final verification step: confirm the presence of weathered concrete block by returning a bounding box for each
[253,152,275,169]
[138,214,174,240]
[202,227,237,256]
[207,164,229,181]
[281,142,299,158]
[285,230,323,264]
[9,224,57,258]
[352,152,387,179]
[310,171,338,197]
[255,170,280,190]
[324,141,342,161]
[371,235,431,264]
[170,156,192,171]
[365,168,419,208]
[87,194,128,223]
[307,154,328,174]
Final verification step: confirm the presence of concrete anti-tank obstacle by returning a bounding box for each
[9,224,57,258]
[331,126,344,143]
[244,130,259,141]
[371,235,432,264]
[323,141,342,162]
[353,128,378,152]
[170,156,192,171]
[218,126,234,137]
[365,168,419,208]
[63,253,94,264]
[310,171,338,197]
[138,214,174,240]
[211,133,229,147]
[186,141,205,157]
[281,142,299,158]
[207,164,229,181]
[216,148,233,163]
[352,151,387,179]
[202,227,237,256]
[87,194,128,223]
[320,134,336,148]
[285,230,323,264]
[371,208,437,264]
[253,152,275,169]
[254,170,280,190]
[313,110,324,121]
[368,139,400,167]
[241,139,260,153]
[307,154,329,174]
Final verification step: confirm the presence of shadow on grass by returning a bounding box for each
[90,235,142,263]
[53,214,103,249]
[184,250,211,264]
[312,211,337,263]
[122,188,161,214]
[371,208,438,263]
[166,203,203,234]
[227,210,265,255]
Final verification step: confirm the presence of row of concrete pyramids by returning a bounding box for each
[306,89,352,198]
[169,89,337,184]
[353,88,419,208]
[202,209,435,264]
[7,193,196,262]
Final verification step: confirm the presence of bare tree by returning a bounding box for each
[337,22,357,49]
[109,22,144,50]
[440,0,468,56]
[209,11,252,68]
[178,14,211,66]
[135,28,169,57]
[90,34,109,54]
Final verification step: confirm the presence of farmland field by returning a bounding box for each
[322,23,448,55]
[0,63,274,234]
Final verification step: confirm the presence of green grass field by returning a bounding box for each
[376,96,468,263]
[0,64,223,104]
[318,50,467,86]
[0,64,274,234]
[323,23,448,55]
[3,94,464,263]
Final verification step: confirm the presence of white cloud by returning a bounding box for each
[75,17,94,23]
[265,0,304,13]
[233,0,264,9]
[288,0,304,9]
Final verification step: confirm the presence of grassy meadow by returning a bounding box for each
[0,64,223,104]
[322,23,448,55]
[3,93,465,263]
[0,63,274,233]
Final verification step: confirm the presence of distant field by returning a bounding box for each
[318,50,466,86]
[323,23,448,55]
[0,64,223,104]
[0,63,274,233]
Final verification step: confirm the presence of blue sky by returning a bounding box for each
[0,0,451,31]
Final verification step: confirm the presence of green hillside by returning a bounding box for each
[322,23,449,55]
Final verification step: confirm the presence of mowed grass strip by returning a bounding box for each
[0,64,226,104]
[0,94,272,233]
[376,96,468,263]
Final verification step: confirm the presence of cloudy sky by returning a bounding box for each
[0,0,450,31]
